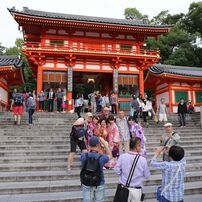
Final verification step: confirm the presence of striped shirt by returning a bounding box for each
[150,157,186,202]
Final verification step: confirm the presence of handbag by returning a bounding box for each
[113,155,140,202]
[61,102,66,109]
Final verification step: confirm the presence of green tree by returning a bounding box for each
[0,43,5,55]
[183,2,202,35]
[124,7,146,20]
[151,10,169,25]
[5,38,36,92]
[145,5,202,67]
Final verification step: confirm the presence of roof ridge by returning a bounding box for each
[8,7,172,28]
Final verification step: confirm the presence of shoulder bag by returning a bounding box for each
[113,154,140,202]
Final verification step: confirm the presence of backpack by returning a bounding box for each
[80,153,102,187]
[14,94,23,106]
[28,98,36,110]
[72,126,87,141]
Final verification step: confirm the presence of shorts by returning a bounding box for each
[159,114,167,122]
[13,105,24,116]
[70,136,86,152]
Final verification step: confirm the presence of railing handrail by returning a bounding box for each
[23,42,159,55]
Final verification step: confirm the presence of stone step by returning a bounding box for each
[0,167,201,184]
[2,127,202,132]
[1,139,202,146]
[0,149,201,158]
[0,161,202,173]
[0,181,201,200]
[0,144,202,152]
[0,153,202,164]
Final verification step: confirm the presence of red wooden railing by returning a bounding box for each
[23,42,159,56]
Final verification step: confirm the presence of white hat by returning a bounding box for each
[164,122,173,127]
[85,112,93,117]
[73,117,85,126]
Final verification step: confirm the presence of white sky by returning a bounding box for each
[0,0,197,48]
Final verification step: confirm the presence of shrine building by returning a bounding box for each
[0,55,25,111]
[145,64,202,112]
[9,7,171,111]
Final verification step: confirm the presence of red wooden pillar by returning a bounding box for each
[190,85,194,104]
[66,66,73,112]
[139,70,144,97]
[37,65,43,110]
[168,83,173,112]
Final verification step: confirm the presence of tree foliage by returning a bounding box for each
[2,38,36,92]
[125,2,202,67]
[0,43,5,55]
[124,7,148,21]
[183,2,202,36]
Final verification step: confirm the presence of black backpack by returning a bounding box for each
[80,153,102,187]
[72,126,87,141]
[14,94,23,106]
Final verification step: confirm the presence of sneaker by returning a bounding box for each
[14,121,17,125]
[66,168,71,175]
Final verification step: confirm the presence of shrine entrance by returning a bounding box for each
[73,72,112,99]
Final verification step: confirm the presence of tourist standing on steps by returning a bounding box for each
[80,136,112,202]
[150,145,186,202]
[177,98,187,127]
[110,92,118,114]
[38,90,45,111]
[67,117,87,173]
[47,88,55,112]
[75,94,84,118]
[26,93,36,129]
[157,98,168,123]
[56,88,64,113]
[98,107,111,122]
[116,111,130,154]
[130,96,139,123]
[160,123,180,161]
[10,90,25,125]
[114,137,150,202]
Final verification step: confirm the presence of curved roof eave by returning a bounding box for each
[8,7,172,30]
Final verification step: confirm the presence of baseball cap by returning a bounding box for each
[89,136,100,147]
[164,122,173,127]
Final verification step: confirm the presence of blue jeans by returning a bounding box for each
[28,109,35,124]
[82,184,105,202]
[157,187,183,202]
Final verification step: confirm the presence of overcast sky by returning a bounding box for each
[1,0,197,48]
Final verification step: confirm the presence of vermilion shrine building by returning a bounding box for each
[0,55,24,111]
[9,7,170,111]
[145,64,202,112]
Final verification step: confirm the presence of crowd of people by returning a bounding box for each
[66,105,186,202]
[9,88,66,127]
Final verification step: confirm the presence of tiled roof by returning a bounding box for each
[8,7,171,29]
[149,64,202,77]
[0,55,23,68]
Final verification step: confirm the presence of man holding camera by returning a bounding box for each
[160,123,180,161]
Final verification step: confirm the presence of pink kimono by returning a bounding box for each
[105,122,120,168]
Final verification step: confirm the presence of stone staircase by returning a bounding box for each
[0,112,202,202]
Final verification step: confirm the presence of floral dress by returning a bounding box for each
[105,122,121,168]
[130,123,147,158]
